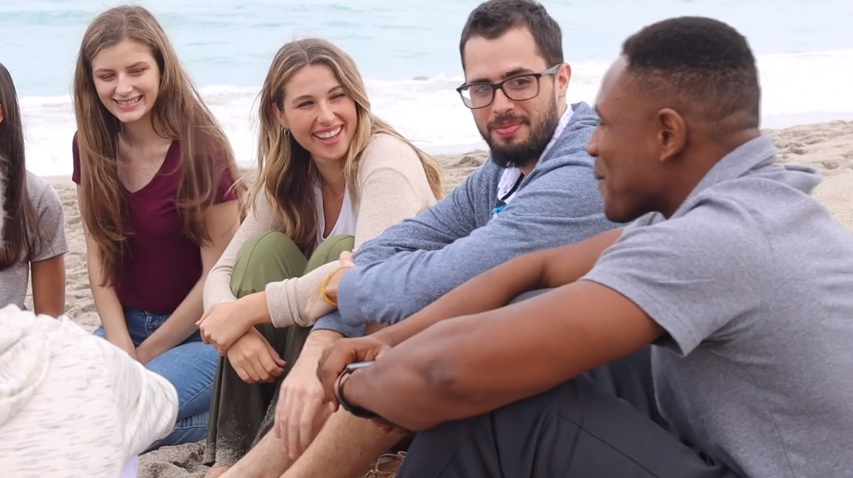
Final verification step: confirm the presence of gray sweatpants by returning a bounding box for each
[396,290,741,478]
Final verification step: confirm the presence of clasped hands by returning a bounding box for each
[194,251,356,381]
[314,333,408,433]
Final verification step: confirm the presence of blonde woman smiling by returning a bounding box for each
[198,38,442,476]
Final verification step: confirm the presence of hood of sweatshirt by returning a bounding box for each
[0,305,51,427]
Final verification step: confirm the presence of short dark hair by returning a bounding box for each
[460,0,563,70]
[621,16,760,134]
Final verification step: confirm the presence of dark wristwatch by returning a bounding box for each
[336,361,379,419]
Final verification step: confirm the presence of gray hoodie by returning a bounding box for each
[314,102,620,337]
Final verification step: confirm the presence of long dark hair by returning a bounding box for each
[0,62,41,269]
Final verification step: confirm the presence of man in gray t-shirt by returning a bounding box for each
[316,16,852,478]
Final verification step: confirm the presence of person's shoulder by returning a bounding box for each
[637,193,771,259]
[357,133,429,179]
[360,134,419,165]
[533,103,599,175]
[25,171,61,208]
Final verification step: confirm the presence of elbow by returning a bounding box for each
[389,357,466,432]
[424,355,462,398]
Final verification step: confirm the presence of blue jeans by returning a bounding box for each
[94,307,218,450]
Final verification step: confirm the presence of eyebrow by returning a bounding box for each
[291,85,345,104]
[467,67,537,85]
[93,61,149,74]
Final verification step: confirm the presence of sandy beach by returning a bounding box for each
[26,121,853,477]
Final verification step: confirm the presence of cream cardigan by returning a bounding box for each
[203,133,438,328]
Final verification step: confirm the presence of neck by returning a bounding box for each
[120,113,163,148]
[659,128,762,218]
[314,156,346,196]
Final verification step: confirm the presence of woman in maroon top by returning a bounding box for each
[71,5,243,448]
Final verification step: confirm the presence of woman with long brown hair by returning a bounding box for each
[197,38,443,476]
[0,62,67,315]
[71,5,243,448]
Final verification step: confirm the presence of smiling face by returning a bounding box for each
[90,39,161,124]
[274,64,358,163]
[462,26,569,169]
[587,57,672,223]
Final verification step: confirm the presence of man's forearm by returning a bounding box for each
[372,227,624,347]
[372,251,547,347]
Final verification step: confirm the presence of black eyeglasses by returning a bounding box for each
[456,64,560,110]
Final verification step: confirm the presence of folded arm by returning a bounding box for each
[338,201,773,430]
[372,227,624,347]
[325,161,617,332]
[312,166,487,336]
[342,279,661,431]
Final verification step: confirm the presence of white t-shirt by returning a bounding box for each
[314,182,358,244]
[0,306,179,478]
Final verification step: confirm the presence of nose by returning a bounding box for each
[317,101,335,124]
[491,87,514,114]
[587,127,600,157]
[116,73,134,96]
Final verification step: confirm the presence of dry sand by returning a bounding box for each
[25,122,853,477]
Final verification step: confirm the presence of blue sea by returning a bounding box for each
[3,0,853,176]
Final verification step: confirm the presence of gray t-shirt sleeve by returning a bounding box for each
[30,179,68,262]
[580,200,773,356]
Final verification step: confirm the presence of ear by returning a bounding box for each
[555,62,571,101]
[0,105,4,125]
[271,102,287,129]
[656,108,686,163]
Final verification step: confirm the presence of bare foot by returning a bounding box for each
[205,464,230,478]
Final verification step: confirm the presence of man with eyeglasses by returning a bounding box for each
[217,1,626,478]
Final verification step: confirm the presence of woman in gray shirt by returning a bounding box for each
[0,63,67,315]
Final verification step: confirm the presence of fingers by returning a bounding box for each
[258,347,286,382]
[374,343,391,360]
[274,388,287,440]
[241,361,262,383]
[286,395,301,460]
[316,344,356,404]
[338,250,354,265]
[195,307,211,327]
[233,364,251,382]
[298,398,331,456]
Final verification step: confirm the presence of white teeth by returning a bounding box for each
[116,97,141,106]
[315,127,342,140]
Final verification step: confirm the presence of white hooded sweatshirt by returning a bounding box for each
[0,306,179,477]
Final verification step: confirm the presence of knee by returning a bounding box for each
[313,234,354,263]
[237,231,299,267]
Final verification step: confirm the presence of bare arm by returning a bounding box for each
[342,279,662,431]
[137,200,239,363]
[31,255,66,317]
[373,227,624,347]
[78,186,133,355]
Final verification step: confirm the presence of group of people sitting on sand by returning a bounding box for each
[1,0,851,477]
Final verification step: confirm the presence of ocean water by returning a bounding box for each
[2,0,853,176]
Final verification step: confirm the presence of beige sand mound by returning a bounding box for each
[138,442,208,478]
[769,121,853,227]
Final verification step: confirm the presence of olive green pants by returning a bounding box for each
[203,231,354,466]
